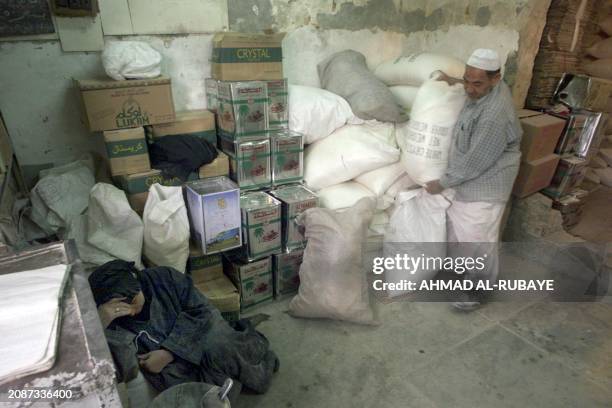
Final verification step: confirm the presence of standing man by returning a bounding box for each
[424,48,522,311]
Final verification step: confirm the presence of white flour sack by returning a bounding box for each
[389,86,420,112]
[288,84,361,144]
[374,53,465,86]
[304,122,399,191]
[397,80,466,185]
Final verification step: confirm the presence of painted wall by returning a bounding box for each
[0,0,549,182]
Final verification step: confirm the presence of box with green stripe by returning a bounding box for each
[270,129,304,186]
[224,138,272,190]
[211,32,284,81]
[238,191,282,261]
[103,127,150,176]
[217,81,269,139]
[151,110,217,145]
[270,184,318,251]
[266,79,288,130]
[223,255,273,311]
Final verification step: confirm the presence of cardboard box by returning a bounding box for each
[187,242,224,283]
[269,184,318,250]
[270,130,304,186]
[103,127,150,176]
[239,191,282,261]
[217,81,269,140]
[273,248,303,297]
[542,156,588,198]
[211,32,284,81]
[512,154,561,198]
[266,79,288,129]
[518,110,566,162]
[224,255,273,311]
[222,138,272,190]
[76,76,175,132]
[151,110,216,145]
[114,169,197,214]
[199,150,229,179]
[553,73,612,112]
[185,177,242,255]
[194,275,240,322]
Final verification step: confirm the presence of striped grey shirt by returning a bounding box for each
[439,82,522,202]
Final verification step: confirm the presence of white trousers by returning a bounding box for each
[446,196,506,284]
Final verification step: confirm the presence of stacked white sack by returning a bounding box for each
[304,121,399,191]
[289,84,363,144]
[374,53,465,86]
[388,86,420,113]
[397,80,466,185]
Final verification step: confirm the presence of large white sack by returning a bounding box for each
[355,162,405,197]
[289,85,362,144]
[318,182,376,210]
[389,86,420,112]
[595,167,612,187]
[383,189,450,298]
[289,198,376,325]
[102,41,162,81]
[318,50,408,123]
[304,122,399,191]
[143,184,190,273]
[397,80,466,185]
[375,53,465,86]
[87,183,144,269]
[30,159,95,236]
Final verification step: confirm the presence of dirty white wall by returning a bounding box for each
[0,0,549,183]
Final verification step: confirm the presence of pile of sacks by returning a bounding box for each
[26,156,190,272]
[296,50,467,239]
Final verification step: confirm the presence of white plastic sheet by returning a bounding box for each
[102,41,162,81]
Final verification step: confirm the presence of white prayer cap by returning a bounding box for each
[467,48,501,71]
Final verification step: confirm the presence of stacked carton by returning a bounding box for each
[206,32,303,192]
[198,32,315,311]
[512,109,565,198]
[76,76,227,214]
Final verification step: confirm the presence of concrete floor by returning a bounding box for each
[236,251,612,408]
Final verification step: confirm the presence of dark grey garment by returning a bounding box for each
[318,50,409,123]
[101,264,278,394]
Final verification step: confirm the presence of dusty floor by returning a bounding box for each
[236,251,612,408]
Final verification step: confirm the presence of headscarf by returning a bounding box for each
[88,260,142,306]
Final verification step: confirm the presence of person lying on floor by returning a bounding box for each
[88,260,279,394]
